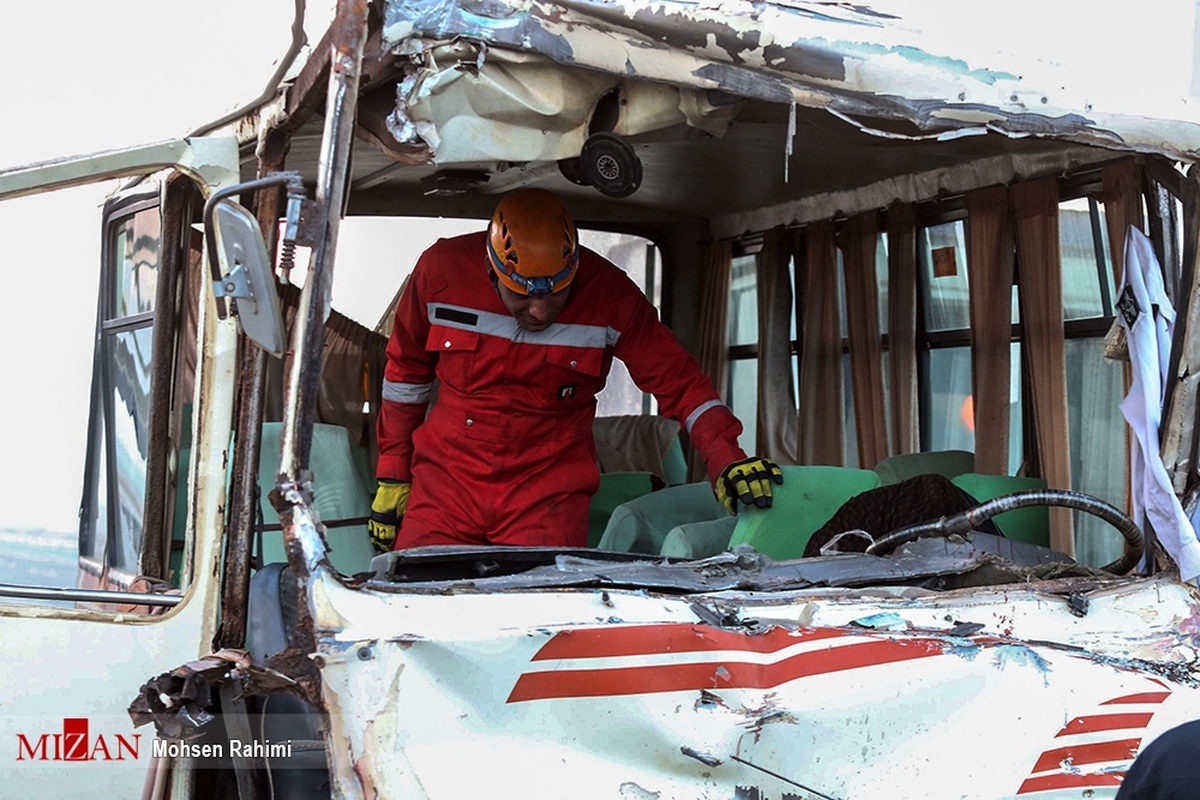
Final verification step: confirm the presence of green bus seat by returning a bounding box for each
[587,472,657,548]
[595,482,726,554]
[951,472,1050,547]
[659,517,738,559]
[661,436,688,486]
[727,466,882,561]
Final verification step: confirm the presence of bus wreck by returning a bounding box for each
[3,1,1200,798]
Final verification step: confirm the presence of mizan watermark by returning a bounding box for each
[14,717,293,765]
[16,718,140,763]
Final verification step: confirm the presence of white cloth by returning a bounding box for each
[1117,227,1200,580]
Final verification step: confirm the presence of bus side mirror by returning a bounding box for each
[209,198,286,357]
[203,173,307,358]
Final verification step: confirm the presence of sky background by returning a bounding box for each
[0,2,349,530]
[0,1,481,531]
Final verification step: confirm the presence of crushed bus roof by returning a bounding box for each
[382,0,1200,161]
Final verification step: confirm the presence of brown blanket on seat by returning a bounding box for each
[803,473,1003,557]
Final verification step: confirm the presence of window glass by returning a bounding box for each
[843,353,858,468]
[75,204,162,588]
[728,253,758,347]
[579,230,661,417]
[876,232,890,334]
[924,346,975,454]
[924,344,1023,473]
[112,208,160,318]
[330,216,479,328]
[1059,197,1114,321]
[1007,341,1024,475]
[106,326,154,570]
[1066,338,1127,567]
[79,412,108,563]
[728,358,757,455]
[788,255,798,342]
[874,234,892,457]
[919,221,971,332]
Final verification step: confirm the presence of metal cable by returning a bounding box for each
[864,489,1144,575]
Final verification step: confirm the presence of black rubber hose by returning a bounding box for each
[863,489,1144,576]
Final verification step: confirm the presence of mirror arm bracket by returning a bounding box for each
[203,171,307,317]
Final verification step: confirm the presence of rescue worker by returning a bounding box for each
[1115,718,1200,798]
[368,188,781,551]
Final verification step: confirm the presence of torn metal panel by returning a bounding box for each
[127,650,305,741]
[393,44,619,162]
[385,43,741,164]
[1164,169,1200,495]
[382,0,1200,164]
[309,554,1200,798]
[362,534,1087,594]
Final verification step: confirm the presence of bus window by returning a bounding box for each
[1059,197,1115,321]
[77,191,173,601]
[579,230,662,417]
[918,218,1023,475]
[1059,195,1125,567]
[727,251,759,452]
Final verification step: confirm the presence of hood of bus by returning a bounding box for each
[307,545,1200,799]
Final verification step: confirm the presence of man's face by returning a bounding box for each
[497,282,571,332]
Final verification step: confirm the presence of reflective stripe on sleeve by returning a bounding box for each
[383,379,433,404]
[684,399,725,434]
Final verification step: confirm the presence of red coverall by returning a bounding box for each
[376,231,747,548]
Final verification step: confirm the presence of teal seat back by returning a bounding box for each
[951,472,1050,547]
[874,450,975,485]
[587,472,657,548]
[661,436,689,486]
[659,517,738,559]
[596,482,726,554]
[258,422,378,575]
[727,466,882,560]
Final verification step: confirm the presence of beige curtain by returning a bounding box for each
[840,211,889,468]
[688,239,734,481]
[756,227,799,463]
[1012,176,1075,555]
[887,202,919,454]
[1101,159,1144,515]
[268,283,388,459]
[1102,159,1145,290]
[797,220,845,465]
[965,185,1015,476]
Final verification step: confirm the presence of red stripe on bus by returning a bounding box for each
[1031,738,1141,773]
[1017,772,1123,794]
[1101,692,1171,705]
[1055,714,1154,736]
[530,624,846,661]
[509,637,945,703]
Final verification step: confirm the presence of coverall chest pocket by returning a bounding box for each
[544,347,605,407]
[426,324,479,392]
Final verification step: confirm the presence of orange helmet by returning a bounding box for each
[487,189,579,296]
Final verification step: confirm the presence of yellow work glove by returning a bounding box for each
[715,457,784,515]
[369,480,411,553]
